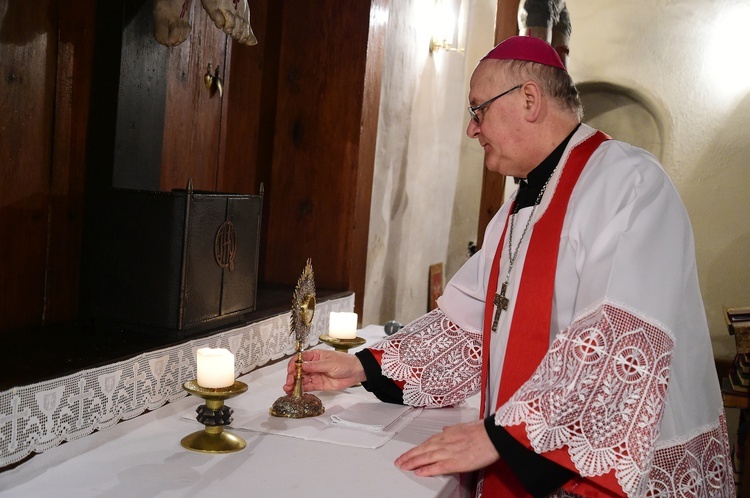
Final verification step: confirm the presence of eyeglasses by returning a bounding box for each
[468,84,522,124]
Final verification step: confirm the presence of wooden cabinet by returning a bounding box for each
[0,0,386,333]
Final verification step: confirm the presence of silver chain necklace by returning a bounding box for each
[491,176,552,332]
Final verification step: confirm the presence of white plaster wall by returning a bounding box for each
[567,0,750,363]
[448,0,500,284]
[364,0,750,364]
[363,0,494,326]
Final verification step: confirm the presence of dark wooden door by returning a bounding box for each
[0,0,94,331]
[112,0,230,193]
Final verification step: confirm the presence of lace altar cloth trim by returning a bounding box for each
[0,294,354,468]
[494,302,734,497]
[370,308,482,407]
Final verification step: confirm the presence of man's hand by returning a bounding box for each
[283,349,367,394]
[395,420,500,476]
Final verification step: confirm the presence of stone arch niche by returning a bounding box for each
[577,81,665,161]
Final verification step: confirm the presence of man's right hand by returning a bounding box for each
[283,349,367,394]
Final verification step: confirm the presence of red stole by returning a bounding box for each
[479,131,609,497]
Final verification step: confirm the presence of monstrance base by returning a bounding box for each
[269,393,325,418]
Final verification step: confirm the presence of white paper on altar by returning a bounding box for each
[181,353,421,449]
[330,401,411,431]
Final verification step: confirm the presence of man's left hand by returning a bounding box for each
[394,420,500,476]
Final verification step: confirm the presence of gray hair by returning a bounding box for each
[501,59,583,120]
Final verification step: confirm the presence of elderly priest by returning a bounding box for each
[285,36,733,498]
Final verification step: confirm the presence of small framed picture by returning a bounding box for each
[428,263,444,311]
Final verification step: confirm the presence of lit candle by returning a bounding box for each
[196,347,235,388]
[329,312,358,339]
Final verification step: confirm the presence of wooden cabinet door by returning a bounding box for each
[160,3,230,192]
[113,0,230,193]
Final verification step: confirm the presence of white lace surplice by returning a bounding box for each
[372,309,482,408]
[371,125,734,497]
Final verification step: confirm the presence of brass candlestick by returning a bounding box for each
[270,259,325,418]
[181,380,248,453]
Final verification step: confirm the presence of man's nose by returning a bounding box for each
[466,118,480,138]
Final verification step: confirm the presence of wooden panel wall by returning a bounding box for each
[219,0,283,286]
[263,0,384,311]
[111,0,230,193]
[112,0,168,190]
[47,0,96,322]
[218,0,282,198]
[0,0,94,331]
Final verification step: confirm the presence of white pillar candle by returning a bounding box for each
[329,312,358,339]
[196,347,235,388]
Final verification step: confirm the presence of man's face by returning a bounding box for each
[466,62,527,177]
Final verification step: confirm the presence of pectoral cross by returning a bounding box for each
[491,282,509,332]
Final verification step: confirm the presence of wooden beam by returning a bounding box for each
[476,0,518,248]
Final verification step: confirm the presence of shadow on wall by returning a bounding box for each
[575,81,750,370]
[577,81,665,161]
[680,91,750,363]
[377,152,411,323]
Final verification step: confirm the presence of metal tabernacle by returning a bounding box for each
[81,180,263,334]
[181,380,249,453]
[269,259,325,418]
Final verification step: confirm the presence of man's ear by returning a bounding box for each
[521,81,543,122]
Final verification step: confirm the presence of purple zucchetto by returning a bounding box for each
[482,35,566,70]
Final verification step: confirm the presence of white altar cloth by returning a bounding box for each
[0,325,480,498]
[183,352,420,449]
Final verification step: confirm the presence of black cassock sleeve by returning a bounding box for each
[355,348,404,404]
[355,348,576,497]
[483,417,576,497]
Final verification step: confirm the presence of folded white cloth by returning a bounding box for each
[330,402,411,432]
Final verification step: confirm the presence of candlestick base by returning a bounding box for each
[318,334,366,353]
[181,427,246,453]
[181,380,248,453]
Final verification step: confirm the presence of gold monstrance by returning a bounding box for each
[269,259,325,418]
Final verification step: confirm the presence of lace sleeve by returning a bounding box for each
[496,302,675,496]
[369,308,482,407]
